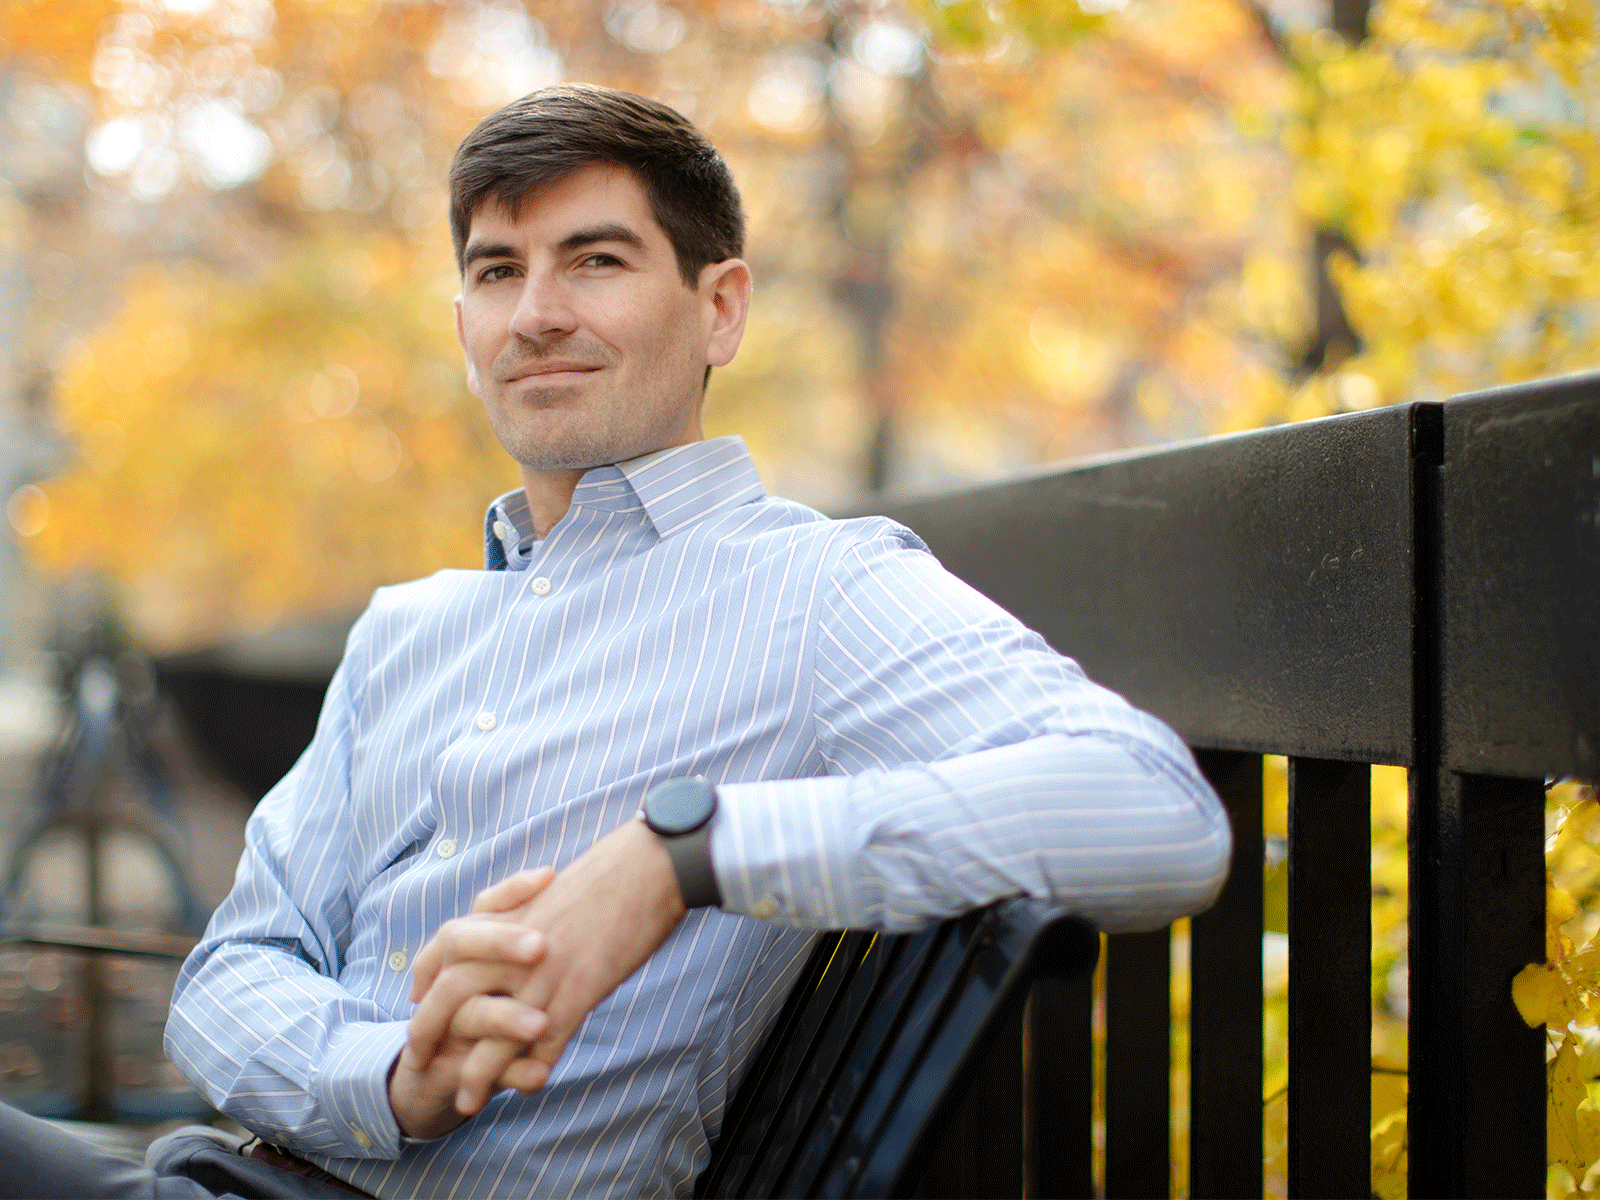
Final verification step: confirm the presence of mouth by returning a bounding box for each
[504,364,602,385]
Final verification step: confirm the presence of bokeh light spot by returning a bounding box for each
[6,486,49,538]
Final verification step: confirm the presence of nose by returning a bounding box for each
[509,269,578,341]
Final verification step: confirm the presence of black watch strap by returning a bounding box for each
[640,777,722,909]
[661,821,721,909]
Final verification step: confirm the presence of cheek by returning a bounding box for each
[459,317,494,365]
[615,287,700,353]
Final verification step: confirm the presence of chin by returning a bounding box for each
[503,432,638,473]
[490,405,689,475]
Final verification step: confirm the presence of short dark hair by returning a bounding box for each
[449,84,745,288]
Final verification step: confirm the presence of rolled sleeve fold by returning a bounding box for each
[313,1020,411,1158]
[713,776,857,928]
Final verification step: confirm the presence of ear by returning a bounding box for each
[699,259,752,369]
[454,294,483,398]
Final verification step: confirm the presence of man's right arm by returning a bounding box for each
[163,629,421,1158]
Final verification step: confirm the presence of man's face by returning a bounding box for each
[455,163,747,476]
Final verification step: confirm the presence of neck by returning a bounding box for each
[519,466,588,539]
[515,418,708,539]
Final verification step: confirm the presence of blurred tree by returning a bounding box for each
[4,1,1597,1194]
[0,1,119,86]
[8,0,1301,649]
[1226,0,1600,429]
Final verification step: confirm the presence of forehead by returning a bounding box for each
[466,162,665,246]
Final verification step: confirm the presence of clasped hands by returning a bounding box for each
[387,818,687,1140]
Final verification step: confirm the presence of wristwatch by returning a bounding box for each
[639,776,722,909]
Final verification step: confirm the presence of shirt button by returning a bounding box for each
[530,576,552,596]
[352,1129,372,1150]
[750,896,779,920]
[387,950,408,972]
[436,838,457,859]
[492,520,508,539]
[475,711,496,731]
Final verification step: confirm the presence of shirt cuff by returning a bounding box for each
[712,776,863,928]
[310,1019,411,1158]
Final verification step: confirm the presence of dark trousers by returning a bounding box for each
[0,1101,361,1199]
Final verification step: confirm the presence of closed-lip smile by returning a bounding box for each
[505,362,602,382]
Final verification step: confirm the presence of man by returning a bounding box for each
[0,84,1230,1199]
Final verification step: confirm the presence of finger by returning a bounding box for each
[447,995,549,1045]
[409,920,546,1002]
[405,961,531,1068]
[471,866,557,915]
[403,961,539,1070]
[500,1056,551,1096]
[456,1036,525,1115]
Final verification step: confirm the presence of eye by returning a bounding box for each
[580,253,623,269]
[477,263,518,283]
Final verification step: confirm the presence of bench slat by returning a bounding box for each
[700,901,1098,1199]
[905,1001,1025,1199]
[1025,975,1095,1198]
[703,929,876,1195]
[791,928,956,1192]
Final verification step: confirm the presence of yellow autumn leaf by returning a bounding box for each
[1372,1065,1407,1125]
[1553,879,1581,960]
[1514,962,1564,1028]
[1570,947,1600,973]
[1551,1039,1600,1178]
[1371,1109,1407,1200]
[1575,1034,1600,1082]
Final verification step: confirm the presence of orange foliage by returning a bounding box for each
[0,0,118,84]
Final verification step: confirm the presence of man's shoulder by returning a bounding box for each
[709,494,930,559]
[341,567,500,648]
[367,566,492,609]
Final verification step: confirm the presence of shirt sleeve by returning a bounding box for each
[162,611,411,1159]
[710,525,1233,934]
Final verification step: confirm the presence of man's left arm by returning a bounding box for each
[710,527,1232,934]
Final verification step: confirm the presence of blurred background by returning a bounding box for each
[0,0,1596,1193]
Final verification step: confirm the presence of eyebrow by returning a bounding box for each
[556,223,646,254]
[462,224,647,268]
[462,240,518,267]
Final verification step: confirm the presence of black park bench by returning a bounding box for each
[14,369,1597,1198]
[704,369,1599,1198]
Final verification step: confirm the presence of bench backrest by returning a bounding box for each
[699,900,1098,1198]
[818,371,1599,1198]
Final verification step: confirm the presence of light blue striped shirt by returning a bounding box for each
[165,435,1230,1199]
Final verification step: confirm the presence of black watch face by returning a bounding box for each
[646,777,715,836]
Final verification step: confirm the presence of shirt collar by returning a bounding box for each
[483,436,766,570]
